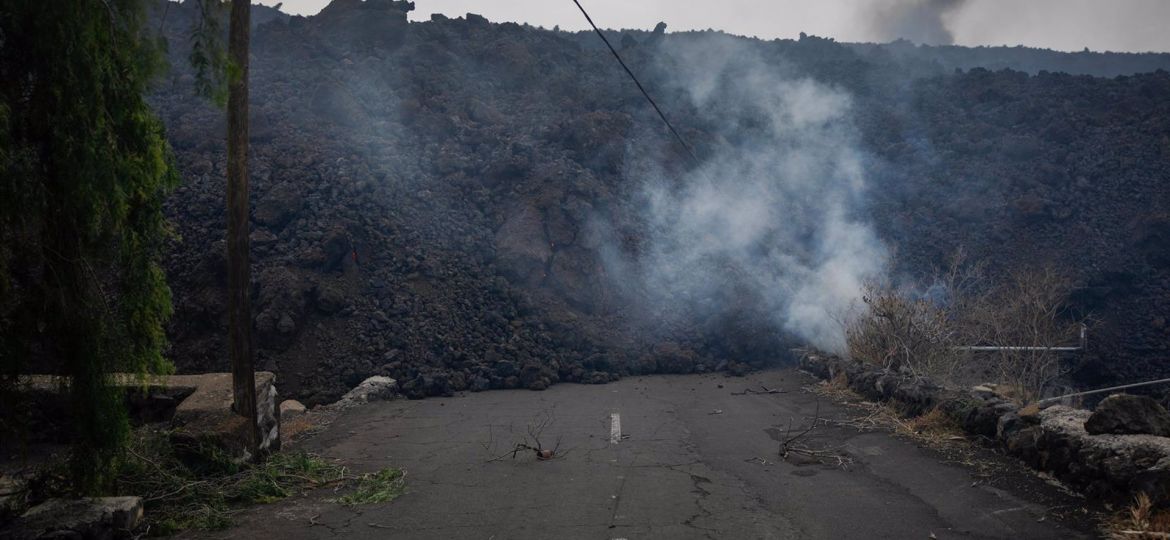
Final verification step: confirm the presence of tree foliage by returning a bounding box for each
[190,0,230,106]
[0,0,178,492]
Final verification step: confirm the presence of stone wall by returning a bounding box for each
[799,354,1170,505]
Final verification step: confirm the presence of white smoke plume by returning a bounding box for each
[614,35,887,354]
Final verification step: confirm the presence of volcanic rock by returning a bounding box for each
[146,0,1170,406]
[1085,393,1170,436]
[254,181,304,229]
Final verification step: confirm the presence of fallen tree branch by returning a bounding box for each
[776,399,853,469]
[484,410,563,462]
[732,385,785,396]
[779,399,820,456]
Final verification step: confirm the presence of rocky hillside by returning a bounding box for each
[149,0,1170,403]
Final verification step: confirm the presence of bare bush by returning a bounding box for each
[966,266,1084,404]
[845,281,956,378]
[844,252,1085,403]
[844,251,984,382]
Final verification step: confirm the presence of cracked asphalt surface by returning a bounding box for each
[189,369,1096,539]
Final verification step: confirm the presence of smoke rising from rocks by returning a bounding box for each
[611,35,887,354]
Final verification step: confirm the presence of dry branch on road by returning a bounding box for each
[732,385,786,396]
[485,410,565,462]
[773,399,855,470]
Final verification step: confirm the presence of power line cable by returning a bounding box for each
[569,0,700,165]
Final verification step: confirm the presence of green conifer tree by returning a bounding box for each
[0,0,178,492]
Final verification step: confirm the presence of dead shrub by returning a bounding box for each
[966,266,1084,404]
[844,251,1086,403]
[844,251,983,383]
[905,406,960,437]
[845,281,962,379]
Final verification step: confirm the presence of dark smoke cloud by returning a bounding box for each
[868,0,968,45]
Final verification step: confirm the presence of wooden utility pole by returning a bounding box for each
[226,0,257,454]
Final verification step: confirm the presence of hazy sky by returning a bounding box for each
[253,0,1170,53]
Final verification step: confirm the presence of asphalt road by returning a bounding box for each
[195,369,1096,539]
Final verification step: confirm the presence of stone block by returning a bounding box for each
[280,399,307,420]
[169,372,281,462]
[2,497,142,539]
[329,376,398,409]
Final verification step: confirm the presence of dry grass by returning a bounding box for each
[280,409,338,448]
[811,370,855,403]
[827,370,849,390]
[904,406,963,440]
[1107,492,1170,539]
[807,378,986,473]
[809,379,917,436]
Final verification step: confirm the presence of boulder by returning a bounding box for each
[319,227,351,271]
[254,181,304,229]
[0,474,28,525]
[249,228,278,249]
[331,376,398,409]
[2,497,142,539]
[1085,393,1170,436]
[494,205,549,284]
[651,342,698,374]
[400,373,450,399]
[312,281,348,313]
[469,376,490,392]
[253,267,311,349]
[280,399,307,420]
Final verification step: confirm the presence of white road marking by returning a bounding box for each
[610,412,621,444]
